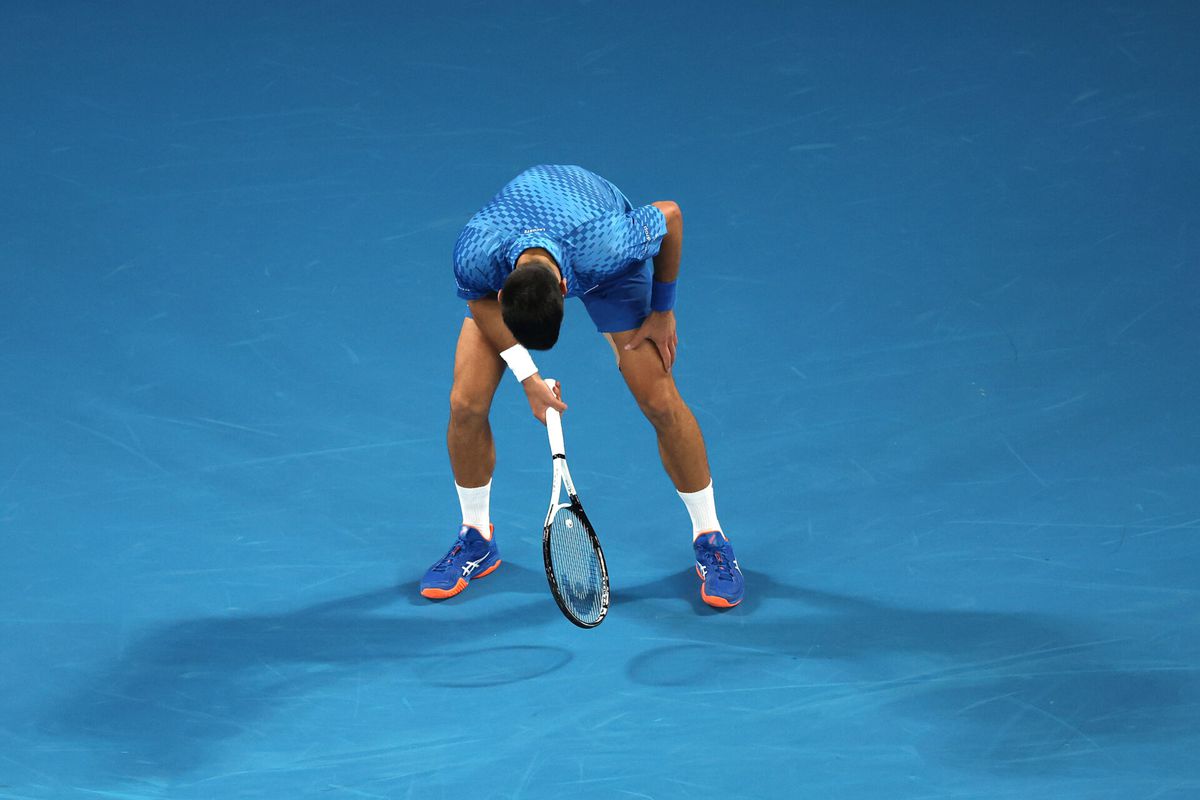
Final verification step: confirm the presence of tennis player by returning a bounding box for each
[419,165,744,608]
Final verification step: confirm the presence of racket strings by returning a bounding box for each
[548,506,604,622]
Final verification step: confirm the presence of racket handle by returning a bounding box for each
[544,378,566,457]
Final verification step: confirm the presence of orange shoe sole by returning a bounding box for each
[420,559,501,599]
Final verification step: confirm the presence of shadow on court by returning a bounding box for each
[41,562,564,782]
[38,563,1197,786]
[621,568,1200,775]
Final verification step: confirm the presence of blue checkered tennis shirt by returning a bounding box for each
[453,165,668,300]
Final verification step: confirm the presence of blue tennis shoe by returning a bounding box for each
[420,525,501,599]
[693,531,744,608]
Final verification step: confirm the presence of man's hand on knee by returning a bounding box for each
[623,310,678,372]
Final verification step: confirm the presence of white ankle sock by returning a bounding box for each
[678,480,721,540]
[456,480,492,538]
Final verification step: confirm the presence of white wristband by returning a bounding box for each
[499,344,538,383]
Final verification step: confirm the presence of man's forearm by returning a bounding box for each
[467,298,545,385]
[466,298,519,354]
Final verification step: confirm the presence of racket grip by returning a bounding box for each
[544,378,566,457]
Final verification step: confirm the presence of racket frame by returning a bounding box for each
[542,380,610,628]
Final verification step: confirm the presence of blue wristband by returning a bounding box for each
[650,279,677,312]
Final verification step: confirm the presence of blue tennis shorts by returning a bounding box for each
[464,259,652,335]
[578,259,652,333]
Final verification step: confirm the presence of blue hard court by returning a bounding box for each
[1,2,1197,798]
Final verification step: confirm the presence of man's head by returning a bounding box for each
[499,254,565,350]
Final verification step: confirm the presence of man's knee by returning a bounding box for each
[635,385,684,430]
[449,384,491,422]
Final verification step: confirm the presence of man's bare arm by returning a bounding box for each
[624,200,683,371]
[467,298,566,422]
[650,200,682,284]
[466,297,518,353]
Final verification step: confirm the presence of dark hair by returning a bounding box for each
[500,261,564,350]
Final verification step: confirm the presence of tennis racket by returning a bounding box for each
[542,379,610,628]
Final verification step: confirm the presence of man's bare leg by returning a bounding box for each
[607,329,710,493]
[420,318,506,600]
[608,328,743,607]
[448,317,505,488]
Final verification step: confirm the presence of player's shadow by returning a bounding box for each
[620,568,1199,775]
[41,561,563,782]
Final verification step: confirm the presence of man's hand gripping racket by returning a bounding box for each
[523,375,566,424]
[542,379,610,628]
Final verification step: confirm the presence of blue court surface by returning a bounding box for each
[3,3,1198,798]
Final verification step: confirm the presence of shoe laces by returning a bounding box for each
[430,540,465,573]
[699,544,736,581]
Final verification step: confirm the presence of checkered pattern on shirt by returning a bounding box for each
[453,165,667,300]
